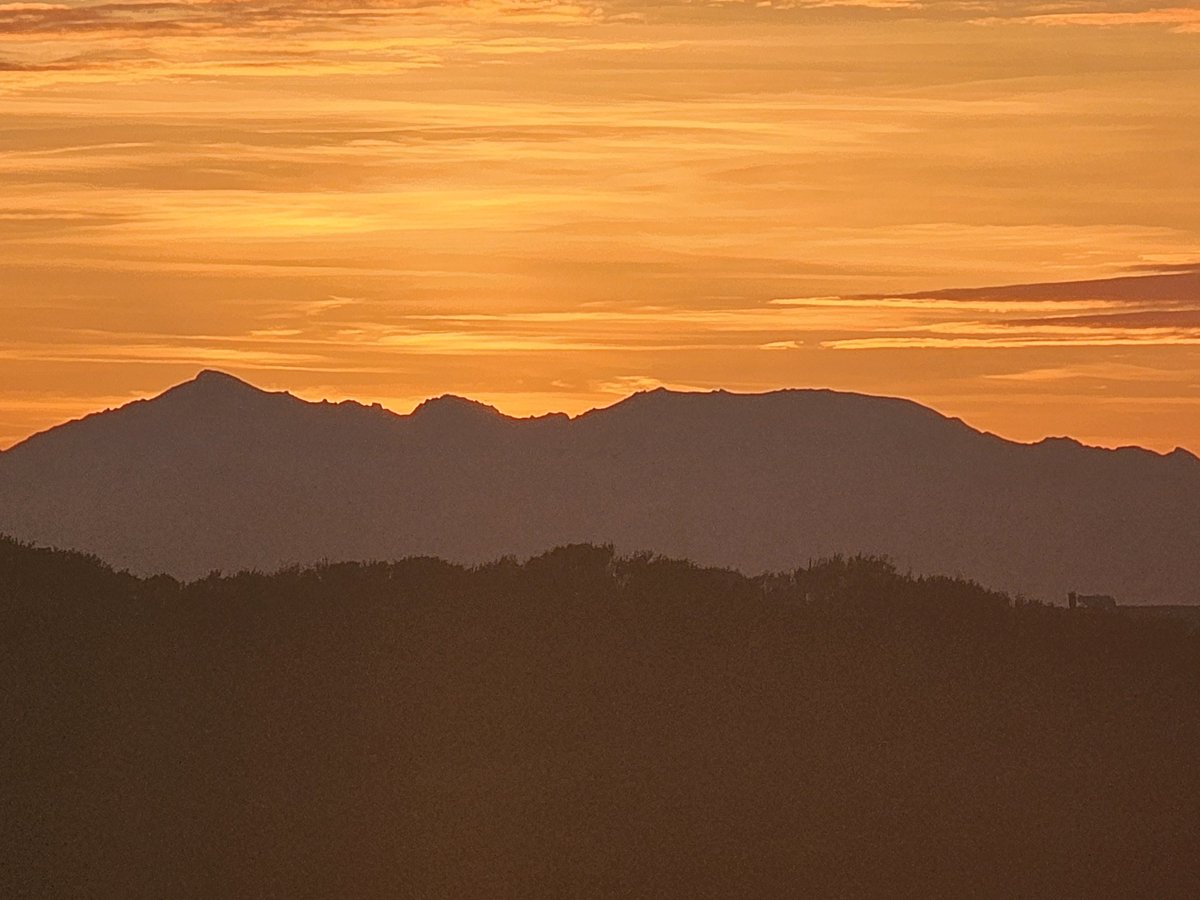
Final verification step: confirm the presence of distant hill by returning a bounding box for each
[1,370,1197,603]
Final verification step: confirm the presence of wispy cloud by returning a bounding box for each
[1,0,1198,453]
[974,6,1200,32]
[812,268,1200,351]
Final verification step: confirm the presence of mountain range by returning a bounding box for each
[1,369,1197,603]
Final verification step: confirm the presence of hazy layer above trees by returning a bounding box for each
[3,537,1198,898]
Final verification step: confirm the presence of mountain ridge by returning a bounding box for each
[5,371,1194,461]
[1,371,1197,601]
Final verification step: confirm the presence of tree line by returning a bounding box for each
[3,536,1198,898]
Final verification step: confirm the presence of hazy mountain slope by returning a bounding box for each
[1,370,1197,603]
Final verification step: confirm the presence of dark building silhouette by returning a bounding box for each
[1069,591,1119,611]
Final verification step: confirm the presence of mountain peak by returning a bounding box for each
[409,394,504,424]
[151,369,281,411]
[189,369,260,391]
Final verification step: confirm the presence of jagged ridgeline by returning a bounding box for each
[4,538,1198,898]
[2,371,1198,604]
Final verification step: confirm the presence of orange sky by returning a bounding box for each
[2,0,1198,452]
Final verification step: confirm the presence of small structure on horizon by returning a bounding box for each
[1068,591,1118,611]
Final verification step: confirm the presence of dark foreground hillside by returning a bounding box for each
[3,538,1198,898]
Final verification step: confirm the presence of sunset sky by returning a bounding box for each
[2,0,1198,451]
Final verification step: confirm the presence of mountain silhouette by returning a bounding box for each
[1,370,1197,602]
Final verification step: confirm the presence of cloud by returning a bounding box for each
[0,206,132,235]
[824,336,1200,349]
[888,268,1200,305]
[974,6,1200,32]
[1006,309,1200,330]
[812,268,1200,350]
[2,0,1199,455]
[985,362,1187,384]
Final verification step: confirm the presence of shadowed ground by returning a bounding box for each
[3,539,1198,898]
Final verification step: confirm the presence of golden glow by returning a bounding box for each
[1,0,1198,452]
